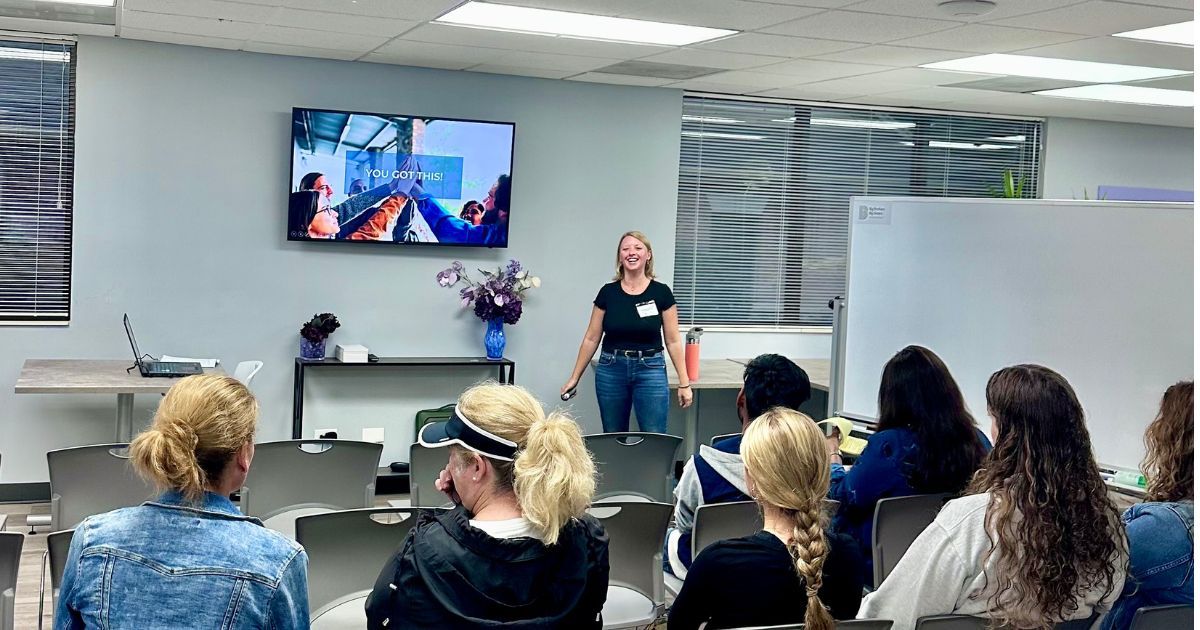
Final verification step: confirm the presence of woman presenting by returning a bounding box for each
[562,231,693,433]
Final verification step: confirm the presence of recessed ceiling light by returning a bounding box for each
[812,118,916,130]
[682,131,764,140]
[929,141,1016,150]
[1113,21,1193,47]
[0,47,70,62]
[435,2,737,46]
[35,0,114,4]
[1033,84,1193,107]
[921,53,1190,82]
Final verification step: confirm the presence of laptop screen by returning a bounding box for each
[124,314,144,367]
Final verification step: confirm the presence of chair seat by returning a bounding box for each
[596,494,653,504]
[602,585,657,629]
[311,592,369,629]
[264,507,334,539]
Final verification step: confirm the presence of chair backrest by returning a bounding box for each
[413,403,455,442]
[585,433,682,503]
[232,360,264,386]
[47,529,75,594]
[295,508,425,612]
[585,501,673,606]
[692,500,762,558]
[710,432,740,446]
[409,443,455,508]
[915,615,1096,629]
[47,444,157,530]
[1130,605,1193,630]
[872,493,950,588]
[731,621,893,629]
[241,440,383,520]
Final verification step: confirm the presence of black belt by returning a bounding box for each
[610,349,662,358]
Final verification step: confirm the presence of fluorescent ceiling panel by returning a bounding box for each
[0,47,70,62]
[436,2,737,46]
[1113,21,1193,47]
[921,53,1190,82]
[1033,84,1193,107]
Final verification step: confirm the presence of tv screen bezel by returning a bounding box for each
[287,106,517,249]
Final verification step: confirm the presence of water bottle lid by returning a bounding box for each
[686,327,704,342]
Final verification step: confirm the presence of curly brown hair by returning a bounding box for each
[1143,381,1193,503]
[967,365,1124,629]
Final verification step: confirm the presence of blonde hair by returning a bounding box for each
[452,382,596,545]
[742,408,834,630]
[613,231,656,281]
[129,374,257,503]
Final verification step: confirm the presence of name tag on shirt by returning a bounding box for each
[636,300,659,318]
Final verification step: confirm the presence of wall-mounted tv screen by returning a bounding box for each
[288,107,515,247]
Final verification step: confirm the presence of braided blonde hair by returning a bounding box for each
[742,407,834,630]
[129,374,257,503]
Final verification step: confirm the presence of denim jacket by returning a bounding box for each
[55,491,309,630]
[1100,501,1194,630]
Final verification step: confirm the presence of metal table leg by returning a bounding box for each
[116,393,134,443]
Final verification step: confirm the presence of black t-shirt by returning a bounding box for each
[593,280,676,352]
[667,530,865,630]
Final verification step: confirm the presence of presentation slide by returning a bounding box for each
[288,108,515,247]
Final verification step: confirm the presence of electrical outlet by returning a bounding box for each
[362,427,385,443]
[315,428,338,440]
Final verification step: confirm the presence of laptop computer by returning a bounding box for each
[124,314,203,378]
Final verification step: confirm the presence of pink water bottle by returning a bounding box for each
[685,327,703,383]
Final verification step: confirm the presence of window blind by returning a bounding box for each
[674,95,1042,328]
[0,38,75,324]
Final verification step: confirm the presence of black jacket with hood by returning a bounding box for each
[365,506,610,629]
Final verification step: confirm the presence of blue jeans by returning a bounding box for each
[594,351,669,433]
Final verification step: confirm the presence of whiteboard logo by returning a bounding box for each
[855,203,891,224]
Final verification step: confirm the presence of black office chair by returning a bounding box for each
[1130,604,1193,630]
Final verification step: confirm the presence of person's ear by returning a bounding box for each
[469,452,487,482]
[237,441,254,473]
[736,388,748,423]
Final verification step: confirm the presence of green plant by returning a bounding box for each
[989,169,1026,198]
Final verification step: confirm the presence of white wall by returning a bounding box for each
[1042,117,1194,199]
[0,36,683,483]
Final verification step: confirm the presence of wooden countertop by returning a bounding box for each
[15,359,222,394]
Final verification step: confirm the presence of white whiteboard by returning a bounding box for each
[840,197,1193,470]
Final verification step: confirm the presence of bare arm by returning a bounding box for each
[661,306,693,408]
[562,306,605,395]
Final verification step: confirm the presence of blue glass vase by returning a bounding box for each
[484,317,506,360]
[300,338,326,360]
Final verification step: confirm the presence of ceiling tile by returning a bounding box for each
[253,25,388,52]
[121,11,262,39]
[638,47,788,70]
[119,27,243,50]
[889,23,1086,52]
[811,44,967,66]
[492,50,621,72]
[268,9,416,37]
[853,66,996,86]
[468,65,575,79]
[745,0,861,7]
[567,72,679,86]
[851,85,993,104]
[368,39,500,68]
[695,33,860,56]
[1015,36,1193,70]
[1114,0,1192,8]
[122,0,277,22]
[614,0,824,30]
[784,73,928,94]
[749,86,869,101]
[986,1,1193,36]
[1126,74,1194,90]
[760,11,960,44]
[400,23,668,58]
[688,69,806,88]
[280,0,461,22]
[841,0,1088,22]
[242,41,361,61]
[664,79,758,93]
[753,58,891,80]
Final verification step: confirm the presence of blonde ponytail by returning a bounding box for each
[742,407,835,630]
[514,412,596,545]
[130,374,257,503]
[455,383,596,545]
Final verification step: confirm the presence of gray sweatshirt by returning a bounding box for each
[859,492,1126,630]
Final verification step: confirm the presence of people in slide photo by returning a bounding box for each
[562,231,693,434]
[460,200,484,226]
